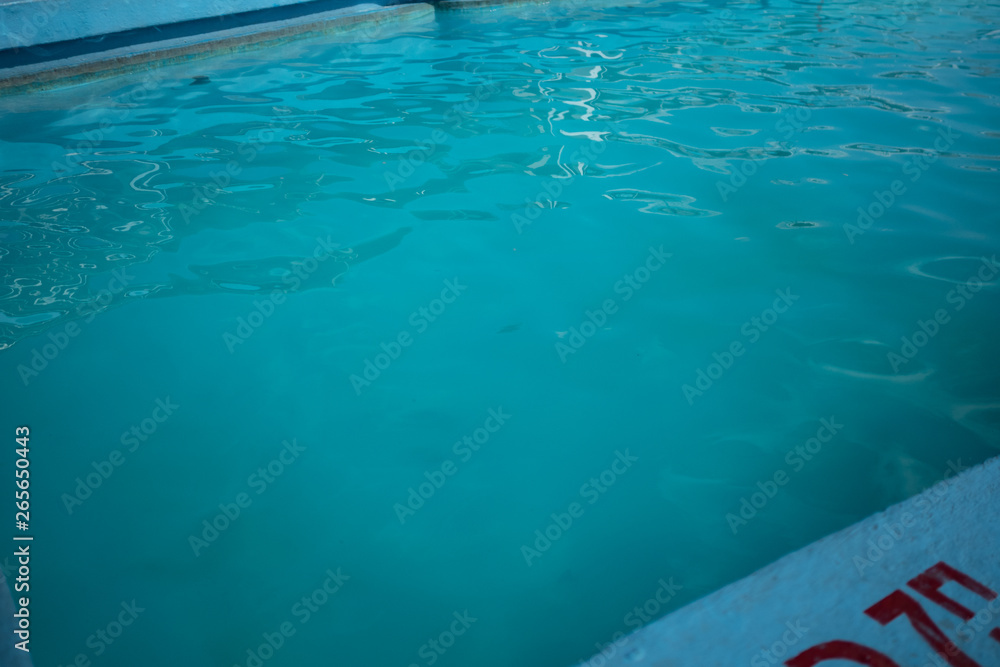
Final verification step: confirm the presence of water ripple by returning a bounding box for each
[1,0,999,350]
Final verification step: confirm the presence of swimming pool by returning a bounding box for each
[1,0,999,664]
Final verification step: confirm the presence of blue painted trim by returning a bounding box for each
[0,0,418,72]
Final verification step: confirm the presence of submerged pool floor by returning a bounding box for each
[1,0,1000,665]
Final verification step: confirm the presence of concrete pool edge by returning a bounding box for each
[576,455,1000,666]
[0,0,408,51]
[0,0,616,94]
[0,2,434,94]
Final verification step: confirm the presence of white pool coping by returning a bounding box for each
[577,455,1000,666]
[0,0,618,93]
[0,0,393,51]
[0,2,434,93]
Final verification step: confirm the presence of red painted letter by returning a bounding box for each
[908,562,997,621]
[865,590,980,667]
[786,640,900,666]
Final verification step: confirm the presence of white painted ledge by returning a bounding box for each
[0,3,433,93]
[580,456,1000,667]
[0,0,385,50]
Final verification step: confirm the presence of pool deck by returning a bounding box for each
[577,455,1000,667]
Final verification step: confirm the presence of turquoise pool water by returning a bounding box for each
[2,0,1000,665]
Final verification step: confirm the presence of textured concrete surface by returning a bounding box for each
[577,456,1000,667]
[0,2,434,93]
